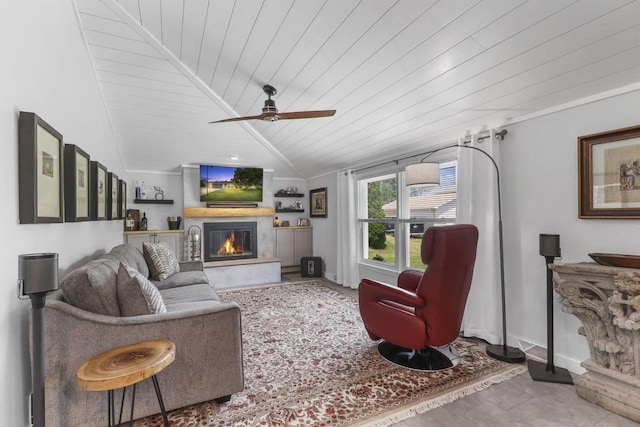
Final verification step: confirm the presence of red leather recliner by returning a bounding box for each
[358,224,479,370]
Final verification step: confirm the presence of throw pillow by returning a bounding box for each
[116,262,167,316]
[143,241,180,280]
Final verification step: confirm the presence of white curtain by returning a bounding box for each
[336,170,359,289]
[457,133,503,345]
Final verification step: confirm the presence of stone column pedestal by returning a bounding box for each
[551,262,640,422]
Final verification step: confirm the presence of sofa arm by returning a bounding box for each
[179,260,204,271]
[41,299,243,427]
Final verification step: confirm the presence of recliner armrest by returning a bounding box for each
[359,278,424,307]
[397,270,423,292]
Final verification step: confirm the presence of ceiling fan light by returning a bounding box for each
[406,163,440,187]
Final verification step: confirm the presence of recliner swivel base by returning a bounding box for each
[378,340,461,371]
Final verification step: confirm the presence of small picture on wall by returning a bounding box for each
[310,187,327,218]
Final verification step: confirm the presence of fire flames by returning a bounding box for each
[217,232,241,255]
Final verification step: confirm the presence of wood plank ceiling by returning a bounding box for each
[75,0,640,177]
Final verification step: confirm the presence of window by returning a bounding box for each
[358,161,457,271]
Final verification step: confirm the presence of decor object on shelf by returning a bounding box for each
[281,220,290,227]
[588,252,640,268]
[359,225,479,370]
[63,144,91,222]
[297,218,310,226]
[90,161,108,221]
[187,226,202,261]
[273,216,279,227]
[18,112,64,224]
[140,212,148,231]
[528,234,573,384]
[403,130,524,363]
[140,181,149,200]
[18,252,59,427]
[550,262,640,422]
[578,124,640,218]
[154,185,165,200]
[167,216,181,230]
[309,187,327,218]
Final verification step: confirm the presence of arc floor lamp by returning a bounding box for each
[405,130,526,363]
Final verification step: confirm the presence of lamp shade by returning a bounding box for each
[406,163,440,187]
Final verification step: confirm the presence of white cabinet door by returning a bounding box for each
[275,227,313,267]
[294,228,312,262]
[275,228,296,266]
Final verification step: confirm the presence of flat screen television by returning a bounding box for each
[199,165,263,202]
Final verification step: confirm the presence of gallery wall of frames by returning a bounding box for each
[18,111,126,224]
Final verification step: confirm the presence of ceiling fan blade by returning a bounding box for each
[209,113,272,124]
[276,110,336,120]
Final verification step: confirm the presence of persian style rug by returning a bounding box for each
[137,281,525,426]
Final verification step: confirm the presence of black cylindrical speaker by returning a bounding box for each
[18,253,59,296]
[539,234,561,258]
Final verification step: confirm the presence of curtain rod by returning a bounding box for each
[351,129,507,174]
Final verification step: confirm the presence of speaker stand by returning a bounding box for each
[528,256,573,384]
[486,344,526,363]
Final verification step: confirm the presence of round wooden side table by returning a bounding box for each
[76,339,176,427]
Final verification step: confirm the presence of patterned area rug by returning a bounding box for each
[137,281,525,426]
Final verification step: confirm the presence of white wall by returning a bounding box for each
[0,2,125,425]
[306,174,338,281]
[501,89,640,372]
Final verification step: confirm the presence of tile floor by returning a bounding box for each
[282,274,639,426]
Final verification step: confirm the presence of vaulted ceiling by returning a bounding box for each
[74,0,640,178]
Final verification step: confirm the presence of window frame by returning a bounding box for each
[356,154,457,273]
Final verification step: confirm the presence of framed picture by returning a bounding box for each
[309,187,328,218]
[107,172,119,220]
[90,161,107,220]
[118,180,127,219]
[18,112,64,224]
[297,218,310,226]
[63,144,90,222]
[579,124,640,218]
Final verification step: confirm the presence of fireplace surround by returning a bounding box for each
[204,222,257,262]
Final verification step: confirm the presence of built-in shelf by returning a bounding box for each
[123,229,183,235]
[184,207,275,217]
[274,193,304,198]
[276,208,305,213]
[134,199,174,204]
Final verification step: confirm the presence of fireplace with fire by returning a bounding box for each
[203,222,257,262]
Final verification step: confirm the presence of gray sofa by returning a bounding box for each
[40,244,244,427]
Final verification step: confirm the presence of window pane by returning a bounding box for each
[365,176,396,266]
[406,161,457,270]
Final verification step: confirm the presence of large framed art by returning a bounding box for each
[64,144,90,222]
[579,124,640,218]
[18,112,64,224]
[90,161,108,220]
[107,172,119,220]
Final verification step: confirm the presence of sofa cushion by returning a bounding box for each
[60,260,121,317]
[111,244,150,278]
[160,283,220,306]
[151,270,209,290]
[117,263,167,316]
[143,242,180,280]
